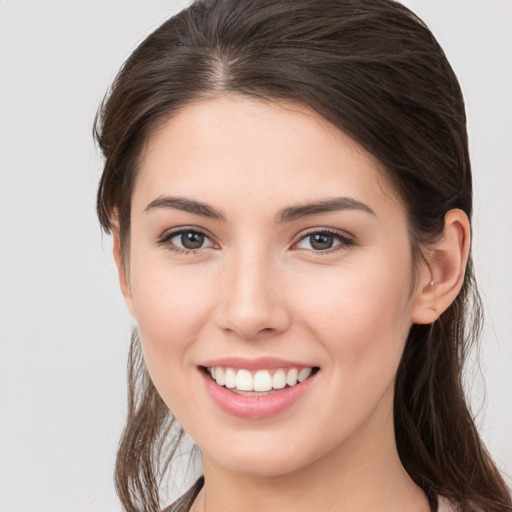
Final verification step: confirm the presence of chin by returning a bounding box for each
[200,428,339,478]
[213,450,311,478]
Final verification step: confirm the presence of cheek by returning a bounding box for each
[290,255,413,371]
[128,256,216,376]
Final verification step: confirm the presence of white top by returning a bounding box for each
[438,497,455,512]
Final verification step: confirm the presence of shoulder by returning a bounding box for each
[162,476,204,512]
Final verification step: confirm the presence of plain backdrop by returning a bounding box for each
[0,1,511,510]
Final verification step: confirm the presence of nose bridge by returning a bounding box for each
[217,242,290,339]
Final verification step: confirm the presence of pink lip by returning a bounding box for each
[200,356,313,370]
[199,367,317,420]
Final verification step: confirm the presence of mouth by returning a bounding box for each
[201,366,320,396]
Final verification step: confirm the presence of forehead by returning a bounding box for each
[134,95,403,216]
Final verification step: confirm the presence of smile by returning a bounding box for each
[200,363,319,419]
[207,366,313,394]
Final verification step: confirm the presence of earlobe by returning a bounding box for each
[411,209,470,325]
[112,224,135,317]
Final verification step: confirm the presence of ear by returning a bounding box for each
[411,209,471,324]
[112,223,135,317]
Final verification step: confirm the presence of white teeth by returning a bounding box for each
[254,370,273,392]
[272,369,286,389]
[215,367,225,386]
[286,368,298,386]
[298,368,312,382]
[235,369,253,391]
[208,366,314,392]
[224,368,236,389]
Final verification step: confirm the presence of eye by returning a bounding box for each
[293,229,353,252]
[159,228,216,253]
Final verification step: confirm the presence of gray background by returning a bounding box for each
[0,1,510,510]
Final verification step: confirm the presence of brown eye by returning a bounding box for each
[309,233,334,250]
[180,231,205,249]
[294,230,353,252]
[161,228,215,253]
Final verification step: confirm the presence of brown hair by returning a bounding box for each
[94,1,512,511]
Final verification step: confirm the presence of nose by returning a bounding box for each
[214,248,292,341]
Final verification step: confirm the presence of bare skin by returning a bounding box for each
[114,96,469,512]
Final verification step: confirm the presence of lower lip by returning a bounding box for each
[200,369,317,419]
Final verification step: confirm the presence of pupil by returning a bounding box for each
[310,233,333,250]
[181,231,204,249]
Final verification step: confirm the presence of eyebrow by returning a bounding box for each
[275,197,376,222]
[144,196,226,220]
[143,195,375,222]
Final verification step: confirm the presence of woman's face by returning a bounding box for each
[120,96,428,477]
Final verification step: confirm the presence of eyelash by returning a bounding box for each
[157,227,355,255]
[158,227,216,256]
[291,228,355,254]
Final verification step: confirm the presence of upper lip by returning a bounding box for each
[200,356,316,370]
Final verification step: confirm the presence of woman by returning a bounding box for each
[94,0,512,511]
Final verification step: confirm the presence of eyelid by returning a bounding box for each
[156,225,354,255]
[290,227,355,252]
[157,226,218,253]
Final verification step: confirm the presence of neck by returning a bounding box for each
[196,390,430,512]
